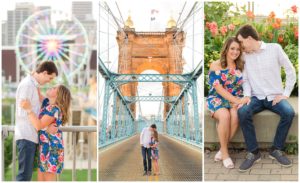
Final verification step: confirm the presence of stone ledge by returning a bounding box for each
[204,97,298,148]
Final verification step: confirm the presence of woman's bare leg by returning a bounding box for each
[43,172,57,181]
[229,107,239,140]
[37,170,44,181]
[152,159,156,174]
[213,108,231,160]
[156,160,160,174]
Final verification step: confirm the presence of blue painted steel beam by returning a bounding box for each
[165,80,202,146]
[100,80,110,144]
[184,91,190,141]
[111,92,117,139]
[112,74,190,83]
[99,58,136,148]
[99,57,201,84]
[191,80,200,144]
[99,56,203,147]
[124,96,177,104]
[165,60,202,121]
[98,57,135,120]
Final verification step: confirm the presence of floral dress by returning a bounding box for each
[149,137,159,160]
[38,98,64,174]
[206,68,243,116]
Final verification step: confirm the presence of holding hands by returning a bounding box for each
[238,97,251,105]
[232,97,251,109]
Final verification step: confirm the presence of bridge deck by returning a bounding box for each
[99,134,202,181]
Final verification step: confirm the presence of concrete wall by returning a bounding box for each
[204,97,298,148]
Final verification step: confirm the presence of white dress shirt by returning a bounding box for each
[242,42,296,101]
[15,75,41,144]
[140,127,152,148]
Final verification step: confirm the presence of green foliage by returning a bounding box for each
[204,2,298,96]
[208,143,218,151]
[2,106,12,125]
[283,44,299,95]
[4,134,13,171]
[284,135,298,155]
[2,98,16,125]
[204,2,234,23]
[5,168,97,181]
[2,99,16,171]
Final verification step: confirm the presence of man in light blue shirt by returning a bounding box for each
[140,124,157,176]
[15,61,58,181]
[236,25,296,172]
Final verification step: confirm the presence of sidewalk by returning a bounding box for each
[205,150,298,181]
[99,135,202,181]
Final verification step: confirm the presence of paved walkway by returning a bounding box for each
[205,150,298,181]
[99,134,202,181]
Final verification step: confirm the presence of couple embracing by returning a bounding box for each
[140,124,160,176]
[15,61,71,181]
[207,25,296,171]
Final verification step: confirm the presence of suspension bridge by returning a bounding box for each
[98,1,203,181]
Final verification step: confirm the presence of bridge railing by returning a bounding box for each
[165,79,202,148]
[1,125,96,181]
[165,127,202,148]
[98,120,136,149]
[98,72,136,148]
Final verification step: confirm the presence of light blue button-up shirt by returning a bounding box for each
[242,42,296,101]
[15,75,40,144]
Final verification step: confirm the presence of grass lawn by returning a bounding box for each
[5,168,97,181]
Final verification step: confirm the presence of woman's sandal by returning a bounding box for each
[223,157,234,169]
[214,150,222,162]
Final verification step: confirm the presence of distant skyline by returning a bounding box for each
[2,0,297,23]
[1,0,98,21]
[2,0,97,47]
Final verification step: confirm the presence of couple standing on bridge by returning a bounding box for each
[207,25,296,171]
[15,61,71,181]
[140,124,160,176]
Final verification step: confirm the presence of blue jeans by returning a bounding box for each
[238,96,295,152]
[16,139,37,181]
[141,146,152,172]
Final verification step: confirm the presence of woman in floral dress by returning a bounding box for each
[206,37,249,168]
[149,131,160,175]
[21,85,71,181]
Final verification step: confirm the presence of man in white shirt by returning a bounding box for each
[15,61,58,181]
[140,124,157,176]
[236,25,296,172]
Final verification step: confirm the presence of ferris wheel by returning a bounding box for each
[15,9,89,83]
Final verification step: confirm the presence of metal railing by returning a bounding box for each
[1,125,96,181]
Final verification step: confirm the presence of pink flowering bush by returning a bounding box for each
[204,2,298,96]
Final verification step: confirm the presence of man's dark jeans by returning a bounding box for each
[141,146,152,172]
[238,96,295,152]
[16,139,37,181]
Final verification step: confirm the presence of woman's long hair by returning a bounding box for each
[56,85,71,125]
[220,37,244,71]
[154,131,159,142]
